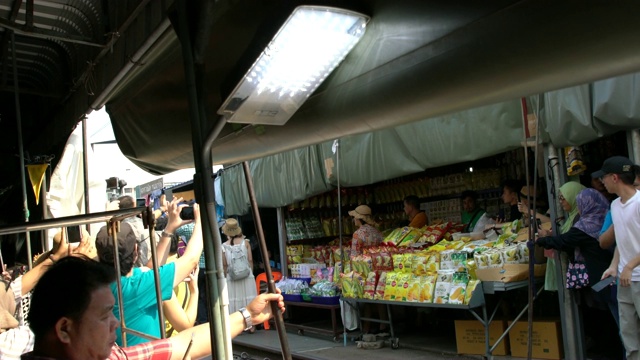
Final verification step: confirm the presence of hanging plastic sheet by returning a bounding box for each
[593,73,640,127]
[222,147,331,216]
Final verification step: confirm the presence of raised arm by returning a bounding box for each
[146,197,191,268]
[162,271,199,333]
[172,204,202,287]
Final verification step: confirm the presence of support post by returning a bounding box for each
[82,117,91,231]
[242,161,292,360]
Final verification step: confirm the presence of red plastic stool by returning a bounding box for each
[255,271,282,330]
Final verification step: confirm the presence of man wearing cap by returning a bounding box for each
[95,200,203,346]
[597,156,640,359]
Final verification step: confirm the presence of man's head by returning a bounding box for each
[461,190,479,213]
[403,195,420,216]
[501,180,522,205]
[591,156,640,195]
[29,257,118,360]
[95,222,138,276]
[117,195,135,209]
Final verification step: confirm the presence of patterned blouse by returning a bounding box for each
[350,224,383,257]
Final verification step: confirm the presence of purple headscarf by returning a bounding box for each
[574,188,610,239]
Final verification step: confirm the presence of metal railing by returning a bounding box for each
[0,206,166,347]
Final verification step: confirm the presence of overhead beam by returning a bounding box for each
[0,17,105,48]
[1,0,23,86]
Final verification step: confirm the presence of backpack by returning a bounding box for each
[224,241,251,280]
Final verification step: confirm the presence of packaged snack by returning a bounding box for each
[486,249,505,268]
[395,272,412,301]
[440,250,455,270]
[374,271,387,300]
[406,275,422,302]
[474,252,489,269]
[411,253,431,276]
[398,228,422,247]
[450,251,468,272]
[363,271,378,300]
[434,270,455,304]
[392,254,406,272]
[420,275,437,303]
[517,241,530,264]
[341,272,356,298]
[503,245,520,264]
[448,272,470,305]
[383,272,399,301]
[426,252,440,273]
[466,260,478,280]
[464,280,480,305]
[353,272,366,298]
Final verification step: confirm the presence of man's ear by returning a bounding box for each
[54,317,74,344]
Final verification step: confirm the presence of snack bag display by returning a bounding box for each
[420,274,437,303]
[517,241,530,264]
[363,271,378,300]
[406,275,422,302]
[353,272,366,298]
[374,271,387,300]
[341,272,356,298]
[392,254,404,272]
[474,251,489,269]
[434,270,455,304]
[440,250,455,270]
[448,272,470,305]
[426,252,440,273]
[450,251,468,272]
[466,260,478,280]
[411,253,431,276]
[464,280,480,305]
[503,245,520,264]
[395,272,412,301]
[398,228,422,247]
[486,249,505,268]
[383,271,399,301]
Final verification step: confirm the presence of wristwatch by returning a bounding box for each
[238,307,253,331]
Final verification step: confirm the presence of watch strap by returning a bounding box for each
[239,307,252,331]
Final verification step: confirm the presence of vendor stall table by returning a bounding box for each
[283,301,343,341]
[344,279,543,358]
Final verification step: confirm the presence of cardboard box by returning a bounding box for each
[475,263,546,282]
[454,320,509,356]
[508,320,563,359]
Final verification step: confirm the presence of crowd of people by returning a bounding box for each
[0,195,285,359]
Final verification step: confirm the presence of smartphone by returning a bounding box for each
[180,206,195,220]
[535,218,542,229]
[592,276,616,292]
[67,226,82,243]
[136,198,146,207]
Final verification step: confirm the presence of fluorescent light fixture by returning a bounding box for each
[218,6,370,125]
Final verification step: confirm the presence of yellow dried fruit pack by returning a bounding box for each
[420,275,437,303]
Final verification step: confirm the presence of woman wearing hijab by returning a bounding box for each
[536,181,586,291]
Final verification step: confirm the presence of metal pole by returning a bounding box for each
[173,2,227,358]
[242,162,292,360]
[519,98,533,360]
[145,208,165,339]
[82,117,91,231]
[110,220,128,347]
[544,145,584,359]
[334,139,346,347]
[11,31,32,269]
[41,169,48,251]
[628,129,640,163]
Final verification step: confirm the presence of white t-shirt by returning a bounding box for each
[611,190,640,281]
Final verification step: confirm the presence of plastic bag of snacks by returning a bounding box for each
[341,272,358,298]
[503,245,521,264]
[309,280,339,297]
[486,249,505,268]
[374,271,387,300]
[426,252,440,273]
[395,273,413,301]
[420,275,437,303]
[383,271,399,301]
[397,228,422,247]
[474,251,489,269]
[363,272,378,300]
[406,275,422,302]
[275,277,310,295]
[451,251,468,273]
[448,272,470,305]
[411,253,431,276]
[517,242,530,264]
[434,270,455,304]
[464,280,480,305]
[440,250,455,270]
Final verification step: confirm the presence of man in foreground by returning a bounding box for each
[22,256,285,360]
[597,156,640,359]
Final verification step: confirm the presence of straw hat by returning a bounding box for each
[348,205,375,225]
[222,218,242,237]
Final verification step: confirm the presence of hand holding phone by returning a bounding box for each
[67,226,82,243]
